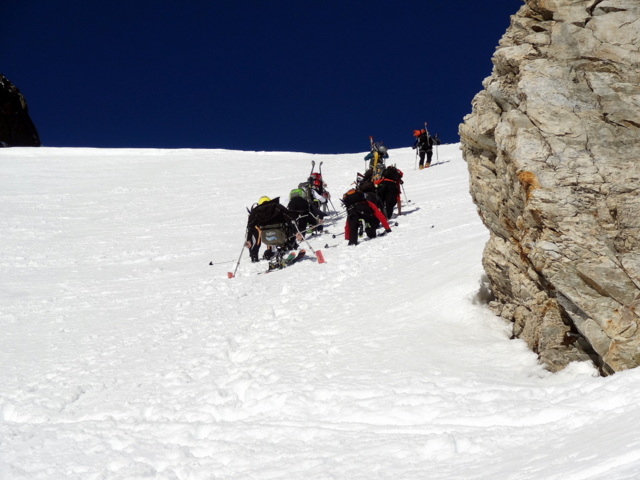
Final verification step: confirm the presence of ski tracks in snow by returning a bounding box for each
[185,148,517,459]
[1,146,584,479]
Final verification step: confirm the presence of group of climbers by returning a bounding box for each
[241,126,441,270]
[244,165,330,270]
[339,135,420,246]
[341,126,440,245]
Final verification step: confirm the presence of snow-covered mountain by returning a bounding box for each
[2,145,640,479]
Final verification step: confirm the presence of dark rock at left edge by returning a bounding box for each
[0,74,41,147]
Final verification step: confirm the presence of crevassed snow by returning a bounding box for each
[2,145,640,480]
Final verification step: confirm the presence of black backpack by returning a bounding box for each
[342,188,366,208]
[249,198,284,226]
[382,165,402,182]
[249,197,295,232]
[287,195,310,215]
[418,133,433,150]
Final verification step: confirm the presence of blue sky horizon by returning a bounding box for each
[2,1,522,154]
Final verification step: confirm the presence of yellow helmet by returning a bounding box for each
[258,196,271,205]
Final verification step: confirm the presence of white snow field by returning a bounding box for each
[3,144,640,479]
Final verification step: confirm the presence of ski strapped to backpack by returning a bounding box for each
[425,122,440,164]
[367,136,389,182]
[368,136,380,170]
[301,160,335,215]
[317,161,338,214]
[422,121,441,165]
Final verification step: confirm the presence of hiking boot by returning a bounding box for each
[268,258,285,270]
[419,165,424,170]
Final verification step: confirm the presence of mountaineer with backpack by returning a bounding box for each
[308,172,327,199]
[341,188,391,246]
[365,138,389,185]
[300,171,331,214]
[245,196,303,269]
[287,188,325,236]
[412,128,440,169]
[375,165,404,219]
[365,139,389,170]
[355,168,384,211]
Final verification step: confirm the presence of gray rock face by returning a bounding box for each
[0,74,40,147]
[459,0,640,374]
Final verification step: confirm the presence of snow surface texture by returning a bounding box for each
[2,145,640,479]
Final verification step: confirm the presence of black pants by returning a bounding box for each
[293,212,323,236]
[347,204,380,245]
[249,233,261,262]
[418,150,433,167]
[377,184,398,219]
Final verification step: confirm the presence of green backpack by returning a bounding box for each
[296,182,314,202]
[289,188,305,201]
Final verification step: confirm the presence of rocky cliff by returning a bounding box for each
[0,74,40,147]
[459,0,640,374]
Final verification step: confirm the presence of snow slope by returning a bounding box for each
[2,145,640,479]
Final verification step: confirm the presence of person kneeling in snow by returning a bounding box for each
[287,188,325,236]
[245,196,302,262]
[375,165,404,219]
[341,188,391,246]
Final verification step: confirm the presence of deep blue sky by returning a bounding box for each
[2,1,522,153]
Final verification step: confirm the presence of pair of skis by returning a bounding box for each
[227,246,316,278]
[260,249,306,274]
[309,160,336,216]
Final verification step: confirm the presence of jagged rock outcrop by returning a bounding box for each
[0,74,40,147]
[459,0,640,375]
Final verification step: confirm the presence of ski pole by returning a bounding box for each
[401,184,410,204]
[209,259,234,266]
[327,196,338,215]
[293,222,325,263]
[301,220,328,237]
[227,244,246,278]
[289,211,333,239]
